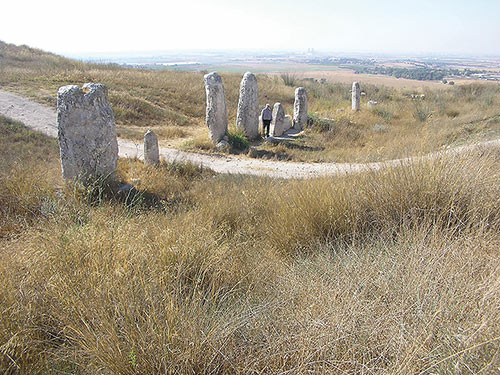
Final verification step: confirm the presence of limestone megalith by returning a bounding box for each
[236,72,259,139]
[270,103,286,136]
[57,83,118,183]
[144,130,159,166]
[283,115,292,133]
[204,72,228,143]
[352,82,361,111]
[293,87,308,130]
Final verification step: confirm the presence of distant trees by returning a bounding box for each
[353,66,485,82]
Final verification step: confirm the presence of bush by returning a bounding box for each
[413,103,433,122]
[228,130,249,151]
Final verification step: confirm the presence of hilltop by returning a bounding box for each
[0,41,500,374]
[2,40,500,163]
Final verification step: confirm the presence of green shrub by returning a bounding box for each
[228,130,249,151]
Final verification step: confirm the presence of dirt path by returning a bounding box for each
[1,89,499,178]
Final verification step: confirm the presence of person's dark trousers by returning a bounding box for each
[263,120,271,137]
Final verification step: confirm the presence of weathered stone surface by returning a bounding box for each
[283,115,292,133]
[293,87,308,130]
[57,83,118,183]
[352,82,361,111]
[270,103,286,136]
[144,130,159,166]
[204,72,228,143]
[236,72,259,139]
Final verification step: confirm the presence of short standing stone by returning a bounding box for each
[352,82,361,111]
[236,72,259,139]
[144,130,159,166]
[204,72,228,143]
[57,83,118,183]
[270,103,286,136]
[293,87,308,130]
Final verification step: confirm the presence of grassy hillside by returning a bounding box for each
[1,41,500,162]
[1,116,500,373]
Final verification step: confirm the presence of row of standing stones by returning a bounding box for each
[204,71,309,150]
[56,78,364,185]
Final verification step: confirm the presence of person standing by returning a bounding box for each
[261,104,272,138]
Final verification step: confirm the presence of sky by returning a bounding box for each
[1,0,499,56]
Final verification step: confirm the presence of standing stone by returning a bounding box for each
[352,82,361,111]
[293,87,308,130]
[283,115,292,133]
[270,103,286,136]
[204,72,228,143]
[236,72,259,139]
[57,83,118,183]
[144,130,159,166]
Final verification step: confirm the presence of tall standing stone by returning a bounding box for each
[57,83,118,183]
[293,87,308,130]
[204,72,228,143]
[352,82,361,111]
[144,130,159,166]
[270,103,286,137]
[236,72,259,139]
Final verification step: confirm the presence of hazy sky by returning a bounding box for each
[1,0,499,55]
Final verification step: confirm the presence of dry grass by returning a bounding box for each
[1,119,500,374]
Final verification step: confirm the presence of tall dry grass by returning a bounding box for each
[1,120,499,374]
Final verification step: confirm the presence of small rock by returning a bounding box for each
[263,136,280,145]
[216,139,231,152]
[372,123,388,133]
[117,183,135,194]
[247,146,259,158]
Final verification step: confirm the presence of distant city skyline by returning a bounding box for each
[2,0,499,56]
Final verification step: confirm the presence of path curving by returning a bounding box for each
[1,89,499,179]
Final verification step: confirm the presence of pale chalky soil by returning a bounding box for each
[1,89,499,179]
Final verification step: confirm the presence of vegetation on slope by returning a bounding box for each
[1,118,499,373]
[1,40,500,162]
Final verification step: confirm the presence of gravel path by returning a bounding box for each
[1,89,498,178]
